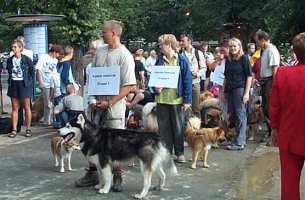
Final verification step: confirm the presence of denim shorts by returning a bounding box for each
[7,80,33,99]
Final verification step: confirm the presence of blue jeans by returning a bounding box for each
[227,88,247,146]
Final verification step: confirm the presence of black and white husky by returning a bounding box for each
[58,113,177,199]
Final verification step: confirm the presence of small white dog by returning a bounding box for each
[51,133,80,173]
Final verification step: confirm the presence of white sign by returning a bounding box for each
[148,66,180,88]
[210,60,225,86]
[88,66,120,95]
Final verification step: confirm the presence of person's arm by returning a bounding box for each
[243,76,252,104]
[269,48,280,77]
[272,65,279,76]
[198,51,206,79]
[35,57,44,88]
[209,55,220,71]
[242,55,253,104]
[180,59,193,111]
[36,70,44,89]
[139,71,146,89]
[269,69,282,146]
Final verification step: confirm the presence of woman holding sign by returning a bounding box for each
[154,34,192,163]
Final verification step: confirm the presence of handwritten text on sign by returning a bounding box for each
[148,66,180,88]
[88,66,120,95]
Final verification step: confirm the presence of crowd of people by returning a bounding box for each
[3,19,305,200]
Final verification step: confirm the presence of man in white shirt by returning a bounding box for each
[180,34,207,117]
[255,30,280,144]
[36,45,62,125]
[145,50,157,76]
[75,20,136,192]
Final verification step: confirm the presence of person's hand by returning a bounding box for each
[243,93,250,104]
[192,71,198,78]
[38,82,44,89]
[271,129,278,147]
[155,87,163,93]
[183,103,192,111]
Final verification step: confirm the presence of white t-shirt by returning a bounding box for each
[260,43,280,78]
[50,72,61,98]
[35,54,58,88]
[210,59,225,86]
[183,47,207,83]
[145,56,157,74]
[91,44,136,119]
[11,57,23,80]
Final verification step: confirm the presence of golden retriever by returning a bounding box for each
[185,117,226,169]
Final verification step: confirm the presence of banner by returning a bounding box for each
[148,66,180,88]
[88,66,120,95]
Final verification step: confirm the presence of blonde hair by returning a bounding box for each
[12,39,24,48]
[229,37,244,60]
[158,34,179,52]
[103,20,123,37]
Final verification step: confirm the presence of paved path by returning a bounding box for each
[0,127,285,200]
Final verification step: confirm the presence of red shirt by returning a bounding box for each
[269,64,305,155]
[252,58,261,80]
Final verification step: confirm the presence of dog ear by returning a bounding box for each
[216,127,223,136]
[77,114,85,125]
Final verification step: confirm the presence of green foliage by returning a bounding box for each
[1,0,305,51]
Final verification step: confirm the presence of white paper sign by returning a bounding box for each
[148,66,180,88]
[88,66,120,95]
[210,60,225,86]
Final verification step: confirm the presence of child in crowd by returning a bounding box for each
[54,84,84,127]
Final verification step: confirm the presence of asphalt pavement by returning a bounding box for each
[0,126,284,200]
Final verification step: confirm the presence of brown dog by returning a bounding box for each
[32,96,44,123]
[185,117,226,169]
[199,91,222,128]
[247,100,264,141]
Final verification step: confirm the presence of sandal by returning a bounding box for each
[25,129,32,137]
[8,130,17,138]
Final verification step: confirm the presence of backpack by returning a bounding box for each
[0,117,12,134]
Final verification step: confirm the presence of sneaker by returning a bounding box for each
[175,155,186,163]
[75,170,99,187]
[227,144,244,151]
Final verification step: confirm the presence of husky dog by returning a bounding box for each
[51,132,81,173]
[58,113,177,199]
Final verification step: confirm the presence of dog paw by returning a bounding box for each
[98,188,110,194]
[151,185,165,191]
[133,194,144,199]
[203,164,210,168]
[59,168,65,173]
[95,184,102,190]
[67,168,74,171]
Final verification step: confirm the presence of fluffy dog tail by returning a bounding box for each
[159,143,178,176]
[186,117,201,132]
[143,102,159,132]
